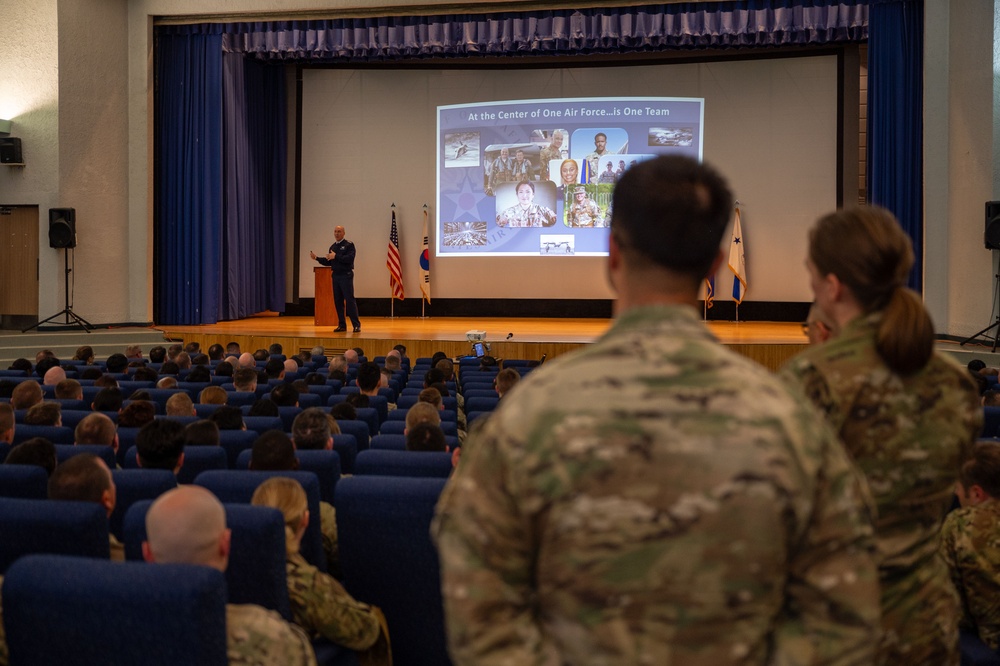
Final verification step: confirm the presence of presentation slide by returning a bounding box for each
[436,97,703,257]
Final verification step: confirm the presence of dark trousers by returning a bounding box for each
[333,273,360,328]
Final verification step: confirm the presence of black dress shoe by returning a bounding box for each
[353,326,361,333]
[333,326,347,332]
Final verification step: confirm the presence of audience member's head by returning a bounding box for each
[48,453,115,516]
[9,358,33,374]
[43,365,66,386]
[0,403,15,444]
[74,412,118,449]
[384,354,402,373]
[56,379,83,400]
[328,356,348,381]
[186,365,211,383]
[268,343,283,356]
[129,390,152,402]
[311,346,326,363]
[284,359,299,376]
[343,349,359,364]
[4,436,56,476]
[157,376,179,389]
[406,422,448,452]
[94,374,120,389]
[136,419,185,472]
[165,392,196,417]
[805,302,837,346]
[11,380,43,410]
[249,430,298,471]
[248,398,280,417]
[253,349,269,363]
[124,344,143,360]
[92,387,124,413]
[356,363,380,394]
[344,392,369,409]
[24,402,61,426]
[133,367,159,383]
[210,406,245,431]
[970,371,989,396]
[159,361,180,376]
[216,361,235,377]
[291,407,332,450]
[207,344,225,361]
[143,486,229,571]
[35,349,55,364]
[238,352,256,369]
[200,385,228,405]
[431,351,448,367]
[305,372,325,387]
[429,382,450,399]
[392,344,407,358]
[73,346,95,363]
[226,342,241,355]
[250,477,306,556]
[166,344,182,361]
[957,442,1000,507]
[417,387,443,410]
[405,401,441,433]
[329,402,357,421]
[118,400,156,428]
[184,419,220,447]
[233,367,258,392]
[148,346,167,363]
[80,368,103,381]
[270,384,299,407]
[106,353,129,374]
[495,368,521,397]
[35,356,60,379]
[434,358,455,381]
[423,368,445,388]
[183,342,201,355]
[984,390,1000,407]
[265,359,285,379]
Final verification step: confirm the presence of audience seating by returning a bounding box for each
[465,396,500,413]
[960,628,1000,666]
[236,449,341,505]
[332,434,358,475]
[335,476,450,666]
[983,406,1000,438]
[109,469,178,541]
[123,444,228,484]
[370,434,406,451]
[466,410,492,426]
[54,444,117,469]
[333,419,370,450]
[13,424,74,445]
[353,450,453,479]
[243,415,283,434]
[0,498,111,572]
[0,465,49,500]
[4,554,229,665]
[219,430,258,467]
[194,470,326,573]
[123,500,293,621]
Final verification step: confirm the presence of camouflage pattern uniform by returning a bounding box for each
[109,533,124,562]
[538,145,562,181]
[510,158,533,182]
[320,500,340,577]
[286,551,383,651]
[781,312,982,665]
[434,304,880,665]
[496,203,557,228]
[226,603,317,665]
[567,197,602,227]
[940,498,1000,649]
[488,157,514,193]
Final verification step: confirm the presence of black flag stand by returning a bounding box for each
[961,273,1000,351]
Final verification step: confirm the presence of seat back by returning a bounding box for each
[4,554,228,665]
[194,470,326,572]
[54,444,117,469]
[13,424,74,445]
[218,430,258,467]
[354,450,453,478]
[123,501,293,621]
[235,449,341,506]
[0,498,110,573]
[0,464,49,500]
[370,434,406,451]
[335,476,450,666]
[109,469,178,540]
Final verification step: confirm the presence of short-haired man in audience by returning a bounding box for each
[184,419,221,447]
[207,343,225,361]
[257,421,341,576]
[311,346,326,365]
[91,387,124,413]
[183,342,201,355]
[211,406,245,431]
[94,374,120,389]
[24,402,61,427]
[356,362,381,399]
[983,390,1000,408]
[328,355,349,382]
[11,381,43,410]
[405,422,448,453]
[283,358,299,376]
[135,419,185,474]
[433,155,880,664]
[343,349,359,365]
[55,378,83,401]
[75,412,119,455]
[226,341,241,356]
[0,403,14,445]
[42,365,66,387]
[5,437,56,476]
[165,392,196,417]
[148,346,167,363]
[142,485,317,664]
[270,384,299,408]
[494,368,520,398]
[118,401,156,429]
[201,385,228,405]
[106,353,129,374]
[233,367,258,393]
[35,349,55,364]
[384,352,402,374]
[48,453,124,561]
[157,376,179,389]
[418,387,443,410]
[175,351,192,371]
[265,359,285,380]
[941,442,1000,650]
[34,355,60,380]
[165,344,182,362]
[237,352,256,369]
[124,344,144,361]
[404,402,441,434]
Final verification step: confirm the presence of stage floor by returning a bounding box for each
[159,315,809,371]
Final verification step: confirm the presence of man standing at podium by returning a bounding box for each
[311,225,361,332]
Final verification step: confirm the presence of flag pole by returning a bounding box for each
[420,203,430,319]
[390,203,396,320]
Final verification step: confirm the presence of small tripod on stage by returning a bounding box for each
[961,273,1000,351]
[23,247,93,334]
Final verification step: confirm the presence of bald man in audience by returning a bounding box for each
[0,404,13,445]
[327,355,349,382]
[142,486,317,664]
[165,392,196,417]
[10,381,43,410]
[238,352,256,369]
[74,413,119,455]
[343,349,359,364]
[43,365,66,387]
[55,378,83,401]
[48,453,124,561]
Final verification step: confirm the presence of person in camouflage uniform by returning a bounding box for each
[538,131,564,181]
[487,147,514,195]
[566,186,602,227]
[780,206,982,666]
[510,149,533,181]
[434,155,881,666]
[251,477,391,665]
[496,181,557,228]
[144,485,317,666]
[940,442,1000,650]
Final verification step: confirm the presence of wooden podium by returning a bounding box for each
[314,267,336,326]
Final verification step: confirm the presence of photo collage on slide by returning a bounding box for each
[437,97,703,257]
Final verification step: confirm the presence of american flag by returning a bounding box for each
[387,208,404,300]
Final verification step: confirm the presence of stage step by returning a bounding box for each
[0,327,174,367]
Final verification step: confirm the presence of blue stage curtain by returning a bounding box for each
[221,53,287,320]
[867,0,923,292]
[154,31,223,325]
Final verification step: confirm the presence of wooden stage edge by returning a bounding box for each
[159,315,811,372]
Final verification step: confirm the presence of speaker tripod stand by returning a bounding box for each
[22,247,93,334]
[961,272,1000,351]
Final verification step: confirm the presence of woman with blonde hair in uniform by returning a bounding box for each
[251,477,391,665]
[781,206,982,665]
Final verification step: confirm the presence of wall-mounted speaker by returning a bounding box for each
[0,137,22,164]
[48,208,76,249]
